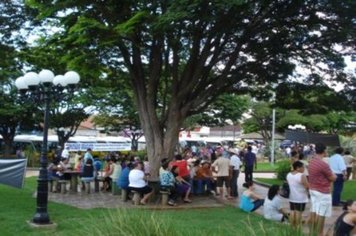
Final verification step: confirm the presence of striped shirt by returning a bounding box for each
[308,157,333,193]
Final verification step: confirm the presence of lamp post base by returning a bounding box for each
[27,220,57,229]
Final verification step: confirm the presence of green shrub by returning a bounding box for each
[276,160,291,181]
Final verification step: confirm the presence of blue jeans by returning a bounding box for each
[193,179,213,194]
[332,174,344,206]
[251,199,265,212]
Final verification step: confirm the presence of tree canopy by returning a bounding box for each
[26,0,355,176]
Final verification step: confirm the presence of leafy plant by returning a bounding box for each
[276,160,291,181]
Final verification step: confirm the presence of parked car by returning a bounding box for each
[279,140,292,149]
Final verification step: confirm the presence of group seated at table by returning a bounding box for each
[47,157,72,192]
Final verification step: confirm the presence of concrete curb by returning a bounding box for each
[252,179,273,188]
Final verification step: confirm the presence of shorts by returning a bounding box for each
[216,176,229,187]
[309,190,332,217]
[289,202,306,212]
[129,186,152,195]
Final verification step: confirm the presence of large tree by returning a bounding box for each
[0,0,38,157]
[27,0,355,177]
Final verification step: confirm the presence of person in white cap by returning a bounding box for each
[229,148,242,198]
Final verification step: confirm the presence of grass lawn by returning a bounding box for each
[256,162,278,172]
[255,178,356,200]
[0,177,298,236]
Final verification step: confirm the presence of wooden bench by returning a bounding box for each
[132,191,141,205]
[81,179,94,194]
[160,190,170,205]
[94,176,104,192]
[58,180,69,194]
[49,180,55,192]
[121,188,128,202]
[112,181,120,195]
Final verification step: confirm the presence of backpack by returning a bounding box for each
[280,182,290,198]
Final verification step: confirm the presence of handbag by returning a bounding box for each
[280,182,290,198]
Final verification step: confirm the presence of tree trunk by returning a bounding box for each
[138,107,182,179]
[3,137,13,158]
[1,127,16,158]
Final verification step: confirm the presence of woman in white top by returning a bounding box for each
[286,161,309,228]
[263,185,289,222]
[128,162,153,205]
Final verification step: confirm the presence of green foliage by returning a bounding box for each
[114,11,150,36]
[276,82,355,115]
[183,94,249,129]
[275,160,291,181]
[23,146,38,167]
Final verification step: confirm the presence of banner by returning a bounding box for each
[0,159,27,189]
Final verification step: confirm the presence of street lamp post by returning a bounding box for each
[270,90,276,166]
[15,69,80,225]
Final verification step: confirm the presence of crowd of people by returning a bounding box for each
[238,143,356,235]
[46,142,355,236]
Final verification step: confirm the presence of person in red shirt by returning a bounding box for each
[171,154,190,182]
[308,143,336,236]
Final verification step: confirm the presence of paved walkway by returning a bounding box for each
[28,170,342,235]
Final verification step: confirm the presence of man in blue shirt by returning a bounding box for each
[329,147,346,206]
[244,146,257,183]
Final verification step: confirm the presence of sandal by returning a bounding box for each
[183,199,192,203]
[168,201,177,206]
[140,200,146,205]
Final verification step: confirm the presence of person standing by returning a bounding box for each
[308,143,336,236]
[244,146,257,183]
[212,152,233,199]
[329,147,347,206]
[229,148,242,198]
[84,148,94,163]
[287,161,309,228]
[343,150,355,180]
